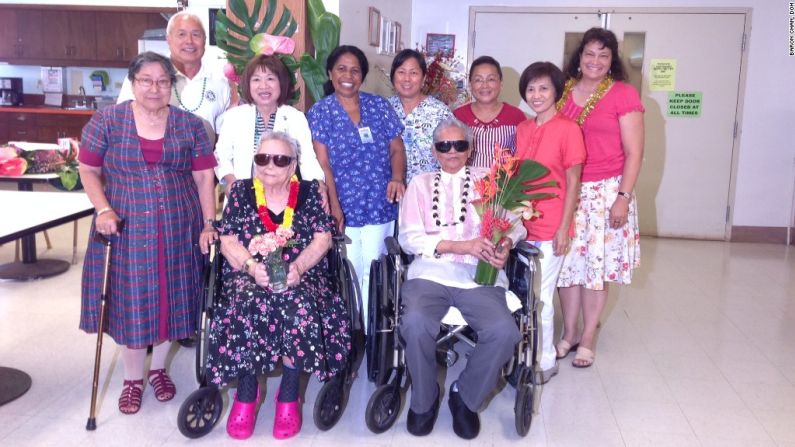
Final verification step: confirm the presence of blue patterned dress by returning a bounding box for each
[307,92,403,227]
[206,180,350,384]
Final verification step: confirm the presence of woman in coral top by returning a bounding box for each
[515,62,585,382]
[555,28,644,368]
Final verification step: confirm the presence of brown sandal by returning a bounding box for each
[119,379,144,414]
[148,368,176,402]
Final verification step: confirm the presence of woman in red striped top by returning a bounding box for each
[454,56,525,168]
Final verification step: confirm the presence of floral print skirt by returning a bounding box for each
[557,175,640,291]
[206,269,351,386]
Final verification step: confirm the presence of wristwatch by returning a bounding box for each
[205,218,215,226]
[433,247,442,259]
[617,191,632,200]
[242,258,255,273]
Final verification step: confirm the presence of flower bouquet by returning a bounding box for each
[248,227,296,293]
[471,146,557,285]
[421,49,469,108]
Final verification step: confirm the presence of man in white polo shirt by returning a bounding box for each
[117,11,232,142]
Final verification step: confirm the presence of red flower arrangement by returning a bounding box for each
[471,145,557,285]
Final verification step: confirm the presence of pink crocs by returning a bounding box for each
[273,393,302,439]
[226,387,260,440]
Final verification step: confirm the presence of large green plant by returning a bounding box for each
[214,0,341,105]
[214,0,300,101]
[299,0,341,102]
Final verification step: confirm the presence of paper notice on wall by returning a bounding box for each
[667,91,702,117]
[650,59,677,91]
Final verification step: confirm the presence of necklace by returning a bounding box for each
[432,168,470,227]
[253,175,299,232]
[556,75,613,126]
[174,77,208,113]
[133,102,167,126]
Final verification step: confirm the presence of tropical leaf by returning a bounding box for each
[299,53,327,103]
[497,161,557,212]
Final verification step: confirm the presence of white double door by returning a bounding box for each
[471,9,747,239]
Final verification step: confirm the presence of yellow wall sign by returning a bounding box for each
[650,59,676,91]
[668,91,702,117]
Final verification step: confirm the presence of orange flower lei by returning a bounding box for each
[253,175,299,232]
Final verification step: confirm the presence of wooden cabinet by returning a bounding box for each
[0,6,171,67]
[95,12,160,63]
[41,11,96,61]
[1,111,91,144]
[0,9,44,60]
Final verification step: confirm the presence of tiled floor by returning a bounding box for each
[1,219,794,446]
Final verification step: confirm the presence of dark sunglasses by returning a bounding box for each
[434,140,470,153]
[253,153,294,167]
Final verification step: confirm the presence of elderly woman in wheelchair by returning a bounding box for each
[204,132,350,440]
[397,118,527,439]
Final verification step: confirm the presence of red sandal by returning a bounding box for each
[147,368,176,402]
[118,379,144,414]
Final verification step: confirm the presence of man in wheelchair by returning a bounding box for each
[398,118,527,439]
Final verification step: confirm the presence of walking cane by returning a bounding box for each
[86,230,114,431]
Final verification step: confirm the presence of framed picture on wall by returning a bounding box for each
[368,7,381,47]
[379,17,392,55]
[393,22,402,52]
[426,33,455,57]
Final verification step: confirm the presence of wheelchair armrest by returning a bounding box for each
[332,234,346,244]
[513,240,540,259]
[385,236,402,256]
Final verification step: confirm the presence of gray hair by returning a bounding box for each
[166,11,206,38]
[127,51,178,85]
[258,131,301,160]
[432,117,473,145]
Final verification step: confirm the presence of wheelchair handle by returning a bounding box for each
[513,240,540,258]
[385,236,402,256]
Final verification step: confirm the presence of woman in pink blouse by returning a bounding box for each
[555,28,644,368]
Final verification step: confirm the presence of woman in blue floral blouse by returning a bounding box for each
[388,49,453,183]
[307,45,407,327]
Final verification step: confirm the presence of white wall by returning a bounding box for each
[411,0,795,230]
[339,0,412,96]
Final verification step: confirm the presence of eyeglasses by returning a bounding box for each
[434,140,470,153]
[134,78,172,89]
[471,77,500,86]
[253,153,295,167]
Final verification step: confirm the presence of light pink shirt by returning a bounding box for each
[398,167,527,289]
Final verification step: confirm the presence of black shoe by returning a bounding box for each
[407,384,441,436]
[448,381,480,439]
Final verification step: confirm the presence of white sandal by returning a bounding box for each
[572,346,595,368]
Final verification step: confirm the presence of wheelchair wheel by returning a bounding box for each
[514,380,535,437]
[366,258,393,385]
[313,375,348,431]
[365,384,402,434]
[177,386,223,439]
[194,310,211,385]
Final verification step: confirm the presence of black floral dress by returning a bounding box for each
[206,179,350,386]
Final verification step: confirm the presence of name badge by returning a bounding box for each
[358,126,374,144]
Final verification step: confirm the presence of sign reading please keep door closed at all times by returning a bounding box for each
[667,91,702,117]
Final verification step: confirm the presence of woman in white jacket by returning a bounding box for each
[215,55,324,195]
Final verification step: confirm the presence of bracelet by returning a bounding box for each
[96,207,114,217]
[390,178,404,184]
[242,257,255,273]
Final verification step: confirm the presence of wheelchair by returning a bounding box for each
[177,234,364,438]
[364,237,541,436]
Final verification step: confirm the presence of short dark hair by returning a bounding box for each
[240,55,292,106]
[468,55,503,81]
[323,45,369,96]
[390,49,427,83]
[518,62,566,103]
[563,27,626,81]
[128,51,177,85]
